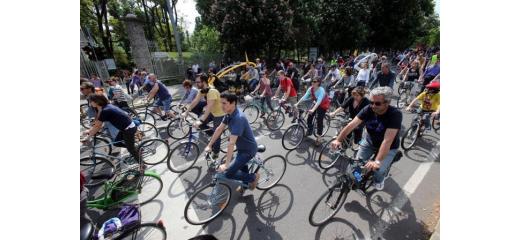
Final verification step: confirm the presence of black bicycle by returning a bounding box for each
[401,109,434,150]
[308,151,403,226]
[281,107,331,150]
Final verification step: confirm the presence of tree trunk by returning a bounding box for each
[141,0,153,40]
[162,6,174,52]
[101,1,113,58]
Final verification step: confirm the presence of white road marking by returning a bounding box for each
[365,158,435,239]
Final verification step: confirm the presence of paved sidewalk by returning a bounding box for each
[430,220,440,240]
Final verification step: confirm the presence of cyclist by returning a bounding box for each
[323,64,341,91]
[183,73,226,159]
[286,62,300,93]
[180,79,204,116]
[419,56,440,92]
[204,93,260,193]
[106,76,137,116]
[405,81,440,130]
[328,86,370,146]
[143,73,175,121]
[89,73,103,88]
[354,62,371,87]
[331,87,402,190]
[242,65,260,92]
[251,70,274,118]
[400,60,422,93]
[272,70,299,123]
[295,78,330,145]
[301,64,317,90]
[82,94,140,162]
[370,62,396,89]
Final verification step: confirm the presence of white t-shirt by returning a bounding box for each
[328,69,341,81]
[356,69,370,82]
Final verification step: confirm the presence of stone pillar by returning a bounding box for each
[123,14,153,72]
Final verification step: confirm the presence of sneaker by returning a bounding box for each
[373,180,385,191]
[236,186,245,194]
[288,112,294,118]
[260,112,266,118]
[291,118,297,124]
[249,173,260,190]
[160,115,168,121]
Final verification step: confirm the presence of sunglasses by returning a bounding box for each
[369,100,386,106]
[312,81,318,83]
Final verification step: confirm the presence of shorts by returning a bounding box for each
[286,96,297,106]
[153,97,172,112]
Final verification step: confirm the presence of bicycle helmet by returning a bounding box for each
[425,81,440,89]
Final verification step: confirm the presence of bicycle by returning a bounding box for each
[81,204,166,240]
[80,133,169,187]
[318,118,359,169]
[263,97,294,131]
[396,81,416,109]
[308,151,403,226]
[401,109,434,150]
[241,94,276,124]
[183,146,286,225]
[166,116,235,173]
[281,107,331,150]
[432,113,440,131]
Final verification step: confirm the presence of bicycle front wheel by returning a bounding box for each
[167,142,199,173]
[255,155,287,190]
[220,128,236,153]
[80,156,116,187]
[314,114,331,137]
[308,182,349,226]
[265,110,285,131]
[282,124,305,150]
[396,91,409,109]
[115,222,166,240]
[138,172,164,205]
[184,182,232,225]
[432,115,440,131]
[318,138,345,170]
[166,118,190,140]
[138,139,170,165]
[243,105,260,124]
[401,124,420,150]
[137,110,156,126]
[136,122,158,141]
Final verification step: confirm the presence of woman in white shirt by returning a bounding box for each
[354,62,370,87]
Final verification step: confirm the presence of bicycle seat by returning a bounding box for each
[257,145,266,153]
[80,219,94,240]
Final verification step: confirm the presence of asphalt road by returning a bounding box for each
[84,84,440,240]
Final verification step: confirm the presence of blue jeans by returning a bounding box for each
[154,97,173,113]
[422,112,432,129]
[249,79,259,92]
[225,152,256,186]
[355,138,398,184]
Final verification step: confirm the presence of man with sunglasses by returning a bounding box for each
[331,86,402,191]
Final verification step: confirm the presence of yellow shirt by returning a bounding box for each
[200,87,225,117]
[416,92,440,111]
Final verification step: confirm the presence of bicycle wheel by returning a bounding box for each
[255,155,287,190]
[81,117,94,130]
[138,172,163,205]
[138,139,170,165]
[167,142,199,173]
[314,114,331,137]
[243,105,259,124]
[136,122,158,141]
[137,110,156,126]
[308,182,349,226]
[396,91,409,109]
[116,222,166,240]
[318,138,345,170]
[166,118,190,140]
[265,110,285,131]
[401,124,420,150]
[184,182,232,225]
[80,156,116,187]
[81,136,112,156]
[432,115,440,131]
[282,124,305,150]
[397,83,406,95]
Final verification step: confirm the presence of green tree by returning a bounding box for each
[191,25,221,53]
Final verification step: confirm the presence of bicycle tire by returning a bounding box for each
[166,118,190,140]
[167,142,199,173]
[282,124,305,150]
[138,172,164,205]
[137,110,157,126]
[136,122,159,141]
[81,117,94,130]
[432,115,440,131]
[313,114,331,137]
[401,124,420,150]
[80,156,116,187]
[138,139,170,165]
[308,182,349,226]
[243,105,260,124]
[115,222,167,240]
[81,136,112,156]
[318,138,344,170]
[265,109,285,131]
[184,182,232,225]
[396,91,409,109]
[397,84,406,95]
[220,128,236,154]
[255,155,287,190]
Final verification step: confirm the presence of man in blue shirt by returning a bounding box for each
[419,57,440,92]
[205,93,260,192]
[144,74,175,120]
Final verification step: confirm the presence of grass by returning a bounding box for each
[167,51,194,60]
